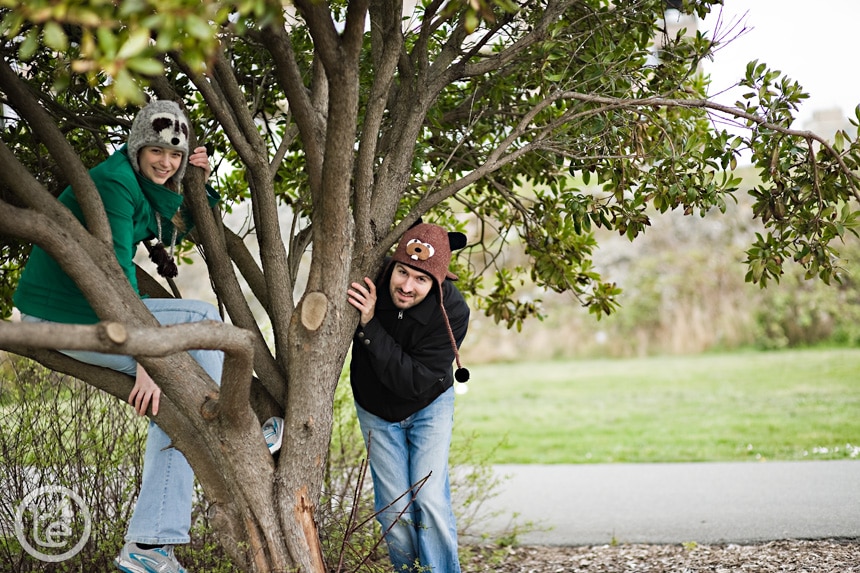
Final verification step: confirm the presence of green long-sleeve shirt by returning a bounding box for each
[13,145,217,324]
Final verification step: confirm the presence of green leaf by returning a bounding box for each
[0,10,25,37]
[43,21,68,51]
[465,10,479,33]
[109,68,145,105]
[117,27,153,60]
[185,14,216,41]
[96,27,117,57]
[125,56,164,77]
[19,28,39,60]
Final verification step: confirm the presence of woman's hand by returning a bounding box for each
[188,145,212,179]
[128,363,161,416]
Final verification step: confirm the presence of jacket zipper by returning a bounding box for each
[398,311,403,320]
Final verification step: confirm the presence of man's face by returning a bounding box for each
[389,262,434,310]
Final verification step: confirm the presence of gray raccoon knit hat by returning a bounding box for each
[127,100,190,183]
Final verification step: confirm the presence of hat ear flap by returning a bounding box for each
[448,231,467,251]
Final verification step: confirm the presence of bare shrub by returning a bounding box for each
[0,353,147,572]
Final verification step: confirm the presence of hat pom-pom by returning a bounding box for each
[455,367,470,383]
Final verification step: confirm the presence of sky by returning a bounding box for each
[699,0,860,129]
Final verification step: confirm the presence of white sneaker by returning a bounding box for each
[262,416,284,454]
[114,543,186,573]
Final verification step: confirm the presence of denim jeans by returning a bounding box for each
[355,386,460,573]
[22,298,224,545]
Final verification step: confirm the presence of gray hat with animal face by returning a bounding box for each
[127,100,190,182]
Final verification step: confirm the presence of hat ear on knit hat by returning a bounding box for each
[391,221,470,383]
[127,100,190,182]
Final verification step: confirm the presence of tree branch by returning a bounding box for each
[184,49,297,373]
[258,23,325,190]
[211,50,270,157]
[0,190,155,330]
[224,226,270,311]
[355,0,404,247]
[172,49,261,167]
[293,0,342,72]
[0,319,255,424]
[0,57,111,241]
[558,91,860,200]
[459,0,569,79]
[167,53,288,403]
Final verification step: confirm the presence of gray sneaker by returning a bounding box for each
[114,543,187,573]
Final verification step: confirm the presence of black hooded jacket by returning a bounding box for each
[349,264,470,422]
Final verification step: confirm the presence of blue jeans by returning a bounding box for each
[22,298,224,545]
[355,387,460,573]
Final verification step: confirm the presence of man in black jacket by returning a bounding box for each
[347,222,470,573]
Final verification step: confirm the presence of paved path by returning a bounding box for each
[471,461,860,546]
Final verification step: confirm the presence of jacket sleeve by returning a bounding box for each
[355,288,470,401]
[98,173,139,289]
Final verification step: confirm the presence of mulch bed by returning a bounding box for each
[465,539,860,572]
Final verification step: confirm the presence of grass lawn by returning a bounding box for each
[452,348,860,464]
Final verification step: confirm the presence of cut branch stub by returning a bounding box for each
[300,292,328,331]
[101,321,128,345]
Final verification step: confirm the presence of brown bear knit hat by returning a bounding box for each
[127,100,190,183]
[391,222,470,382]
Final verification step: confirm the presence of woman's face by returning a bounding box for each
[138,146,184,185]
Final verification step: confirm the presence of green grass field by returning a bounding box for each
[452,348,860,464]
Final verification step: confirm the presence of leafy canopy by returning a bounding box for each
[2,0,859,329]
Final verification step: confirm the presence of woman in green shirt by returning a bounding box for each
[15,99,226,573]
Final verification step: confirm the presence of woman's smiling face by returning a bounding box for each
[138,146,184,185]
